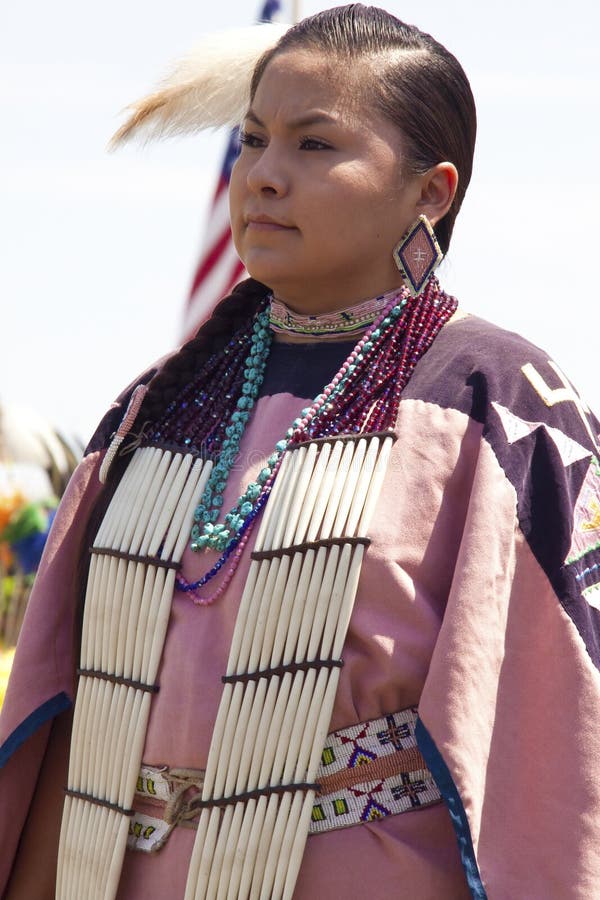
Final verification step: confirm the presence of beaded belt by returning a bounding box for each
[128,707,441,853]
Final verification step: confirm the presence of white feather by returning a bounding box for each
[110,23,289,148]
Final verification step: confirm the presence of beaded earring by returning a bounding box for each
[392,215,443,298]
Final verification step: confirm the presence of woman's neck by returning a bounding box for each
[269,269,408,317]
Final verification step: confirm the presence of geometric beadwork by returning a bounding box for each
[393,215,444,297]
[566,457,600,565]
[125,708,443,852]
[310,708,442,833]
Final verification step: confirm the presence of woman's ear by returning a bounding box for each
[416,162,458,225]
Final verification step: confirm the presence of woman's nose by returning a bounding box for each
[245,145,288,196]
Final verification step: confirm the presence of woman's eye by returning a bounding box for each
[299,136,332,151]
[239,130,265,148]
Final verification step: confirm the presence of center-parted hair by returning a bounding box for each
[251,4,477,254]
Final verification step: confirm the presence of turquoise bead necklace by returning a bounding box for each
[190,308,272,551]
[189,289,412,554]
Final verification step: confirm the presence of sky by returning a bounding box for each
[1,0,599,442]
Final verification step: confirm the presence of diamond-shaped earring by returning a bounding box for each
[392,215,444,297]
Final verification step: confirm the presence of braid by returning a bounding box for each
[85,279,269,459]
[134,278,268,425]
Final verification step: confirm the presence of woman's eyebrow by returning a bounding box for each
[244,108,338,129]
[244,109,264,126]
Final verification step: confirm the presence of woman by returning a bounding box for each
[2,6,600,899]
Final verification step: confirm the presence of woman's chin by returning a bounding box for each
[244,258,297,293]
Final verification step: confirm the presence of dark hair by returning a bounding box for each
[250,4,477,254]
[87,279,269,457]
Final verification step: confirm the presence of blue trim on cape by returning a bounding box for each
[0,692,72,768]
[415,717,488,900]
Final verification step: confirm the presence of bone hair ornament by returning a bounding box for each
[110,23,289,148]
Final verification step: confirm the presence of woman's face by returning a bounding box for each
[229,48,426,313]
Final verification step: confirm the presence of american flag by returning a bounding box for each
[180,0,283,343]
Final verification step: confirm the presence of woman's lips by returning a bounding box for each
[246,215,295,231]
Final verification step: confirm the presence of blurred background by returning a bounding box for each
[1,0,599,443]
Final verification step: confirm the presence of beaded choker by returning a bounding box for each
[269,290,399,339]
